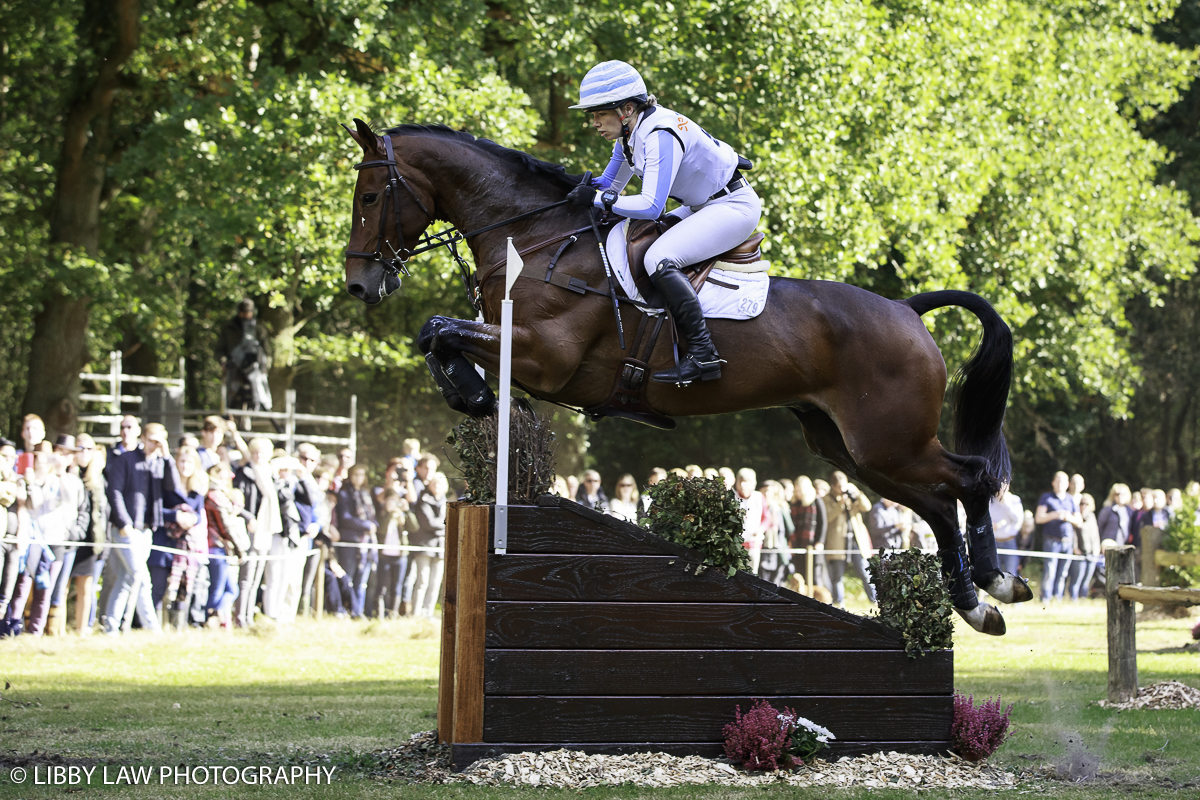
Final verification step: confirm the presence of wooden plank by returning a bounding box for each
[437,503,462,744]
[487,555,789,603]
[482,695,952,743]
[453,505,490,743]
[486,602,904,650]
[484,649,953,696]
[1156,550,1200,568]
[1117,584,1200,606]
[451,740,954,771]
[1106,546,1138,704]
[504,505,670,555]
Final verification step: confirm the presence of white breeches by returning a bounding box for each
[644,186,762,275]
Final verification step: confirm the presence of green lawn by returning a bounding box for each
[0,600,1196,799]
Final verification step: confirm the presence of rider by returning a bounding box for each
[566,60,762,386]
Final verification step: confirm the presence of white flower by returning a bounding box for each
[792,716,836,740]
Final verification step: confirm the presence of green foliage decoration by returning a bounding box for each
[1163,494,1200,587]
[446,402,555,505]
[642,475,750,577]
[867,548,955,657]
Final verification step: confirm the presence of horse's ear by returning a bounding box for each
[346,118,380,154]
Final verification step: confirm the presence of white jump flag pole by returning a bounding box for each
[494,237,524,555]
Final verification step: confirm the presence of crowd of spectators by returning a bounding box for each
[0,415,450,637]
[4,412,1195,637]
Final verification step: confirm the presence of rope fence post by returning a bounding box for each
[1106,545,1138,704]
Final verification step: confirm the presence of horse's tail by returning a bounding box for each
[905,290,1013,490]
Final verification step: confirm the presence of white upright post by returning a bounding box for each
[494,238,524,555]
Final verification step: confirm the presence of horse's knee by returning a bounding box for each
[417,316,451,354]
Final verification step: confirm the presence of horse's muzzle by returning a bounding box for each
[346,261,401,304]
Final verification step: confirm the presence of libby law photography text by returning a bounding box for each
[10,764,338,786]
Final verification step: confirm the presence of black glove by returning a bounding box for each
[566,183,595,207]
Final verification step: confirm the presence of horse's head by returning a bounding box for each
[343,119,437,304]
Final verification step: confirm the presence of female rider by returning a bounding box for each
[566,60,762,386]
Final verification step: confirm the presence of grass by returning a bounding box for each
[0,600,1197,799]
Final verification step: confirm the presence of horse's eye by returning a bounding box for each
[361,193,378,206]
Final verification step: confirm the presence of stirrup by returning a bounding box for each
[651,355,725,386]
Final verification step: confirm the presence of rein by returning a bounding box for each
[347,136,568,310]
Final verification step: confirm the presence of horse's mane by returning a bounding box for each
[384,124,582,192]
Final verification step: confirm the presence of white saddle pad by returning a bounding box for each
[605,220,770,320]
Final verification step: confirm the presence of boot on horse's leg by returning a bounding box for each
[967,518,1032,604]
[941,528,1006,636]
[424,354,469,414]
[441,355,497,416]
[649,262,724,386]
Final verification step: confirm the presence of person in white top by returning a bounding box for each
[734,468,766,574]
[566,60,763,386]
[988,484,1023,578]
[607,474,641,523]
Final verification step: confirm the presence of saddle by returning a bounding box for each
[580,220,766,431]
[625,219,766,300]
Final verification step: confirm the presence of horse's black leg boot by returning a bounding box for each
[424,354,469,414]
[968,517,1033,603]
[942,528,1006,636]
[649,264,722,385]
[441,355,496,416]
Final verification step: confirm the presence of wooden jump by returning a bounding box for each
[437,495,955,770]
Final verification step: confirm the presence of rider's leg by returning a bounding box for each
[645,188,761,385]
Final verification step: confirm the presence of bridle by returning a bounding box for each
[346,134,569,310]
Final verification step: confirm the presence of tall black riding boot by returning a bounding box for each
[649,264,723,385]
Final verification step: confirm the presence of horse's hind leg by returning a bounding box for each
[960,478,1033,604]
[791,406,1007,635]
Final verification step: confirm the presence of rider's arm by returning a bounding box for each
[598,129,682,220]
[592,142,631,191]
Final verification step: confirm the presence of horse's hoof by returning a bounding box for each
[955,603,1006,636]
[978,571,1033,604]
[465,389,497,418]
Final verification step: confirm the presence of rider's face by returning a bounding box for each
[591,108,630,141]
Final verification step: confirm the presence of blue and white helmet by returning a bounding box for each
[569,61,648,111]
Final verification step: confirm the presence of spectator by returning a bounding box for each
[103,419,175,634]
[607,474,640,522]
[294,443,326,618]
[0,439,26,629]
[406,472,448,618]
[204,463,249,629]
[161,447,208,629]
[15,413,46,476]
[825,470,874,606]
[704,467,720,482]
[734,468,766,574]
[331,447,354,492]
[550,476,570,499]
[685,464,704,479]
[335,464,377,618]
[644,467,667,512]
[414,453,440,494]
[218,298,273,412]
[576,469,608,511]
[1034,471,1081,602]
[399,439,422,472]
[989,484,1024,578]
[718,467,735,490]
[758,480,794,585]
[44,436,90,636]
[260,451,303,621]
[371,488,413,617]
[1167,487,1183,518]
[1069,492,1102,600]
[866,497,906,550]
[813,479,830,499]
[69,434,107,634]
[232,438,282,628]
[197,415,248,470]
[790,476,829,593]
[1068,474,1085,510]
[779,478,794,504]
[1098,484,1132,547]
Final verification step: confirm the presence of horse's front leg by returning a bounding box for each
[418,315,499,417]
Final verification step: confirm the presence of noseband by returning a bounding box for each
[347,135,571,308]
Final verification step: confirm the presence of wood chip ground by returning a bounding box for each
[1098,680,1200,710]
[376,732,1020,789]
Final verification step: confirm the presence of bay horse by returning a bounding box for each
[342,119,1032,635]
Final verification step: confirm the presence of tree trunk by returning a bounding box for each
[21,0,140,438]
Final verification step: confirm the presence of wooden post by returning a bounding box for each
[1106,545,1138,704]
[452,505,490,743]
[1140,526,1163,588]
[437,503,463,743]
